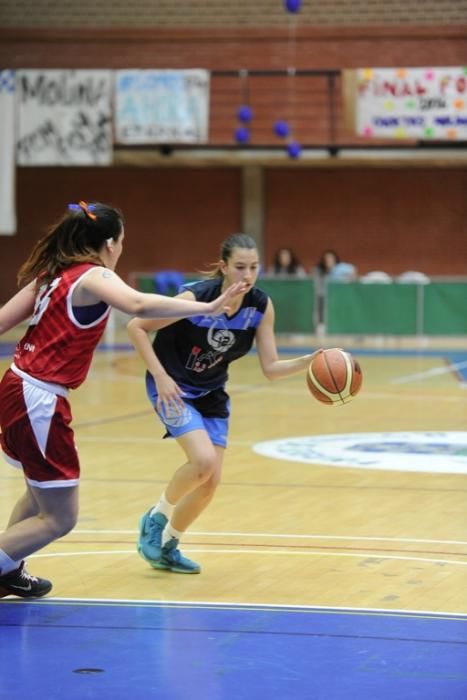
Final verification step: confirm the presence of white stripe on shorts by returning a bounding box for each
[11,364,62,459]
[10,363,68,397]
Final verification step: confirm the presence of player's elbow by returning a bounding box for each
[261,366,277,382]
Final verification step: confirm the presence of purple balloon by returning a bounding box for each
[287,142,302,159]
[284,0,302,12]
[234,126,250,143]
[237,105,253,123]
[273,120,290,138]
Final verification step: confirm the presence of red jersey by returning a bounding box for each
[14,263,110,389]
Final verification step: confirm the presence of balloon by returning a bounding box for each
[273,120,290,138]
[284,0,302,12]
[234,126,250,143]
[237,105,253,123]
[287,142,302,158]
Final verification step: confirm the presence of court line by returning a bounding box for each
[28,548,467,567]
[391,360,467,385]
[93,346,467,359]
[3,471,465,493]
[30,597,467,620]
[72,529,467,547]
[79,383,467,401]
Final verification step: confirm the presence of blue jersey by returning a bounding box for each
[148,277,268,398]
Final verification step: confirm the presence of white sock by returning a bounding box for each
[0,549,20,576]
[162,523,183,548]
[150,491,175,520]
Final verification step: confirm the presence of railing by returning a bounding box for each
[131,272,467,337]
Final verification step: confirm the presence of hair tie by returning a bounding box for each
[67,201,97,221]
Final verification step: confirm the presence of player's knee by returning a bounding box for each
[44,512,78,539]
[192,452,218,483]
[201,471,221,497]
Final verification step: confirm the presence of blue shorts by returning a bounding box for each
[145,376,230,448]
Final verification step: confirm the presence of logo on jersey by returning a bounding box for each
[253,431,467,475]
[207,326,235,353]
[185,323,236,374]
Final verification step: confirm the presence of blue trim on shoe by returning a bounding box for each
[150,538,201,574]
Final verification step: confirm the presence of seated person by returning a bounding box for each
[269,247,306,276]
[313,250,357,332]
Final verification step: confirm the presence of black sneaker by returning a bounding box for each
[0,561,52,599]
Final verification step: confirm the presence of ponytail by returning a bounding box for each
[17,201,124,289]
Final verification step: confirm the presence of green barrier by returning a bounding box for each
[136,274,200,295]
[327,281,467,336]
[256,277,314,334]
[326,282,419,335]
[423,283,467,335]
[135,275,467,335]
[137,277,156,293]
[136,275,315,334]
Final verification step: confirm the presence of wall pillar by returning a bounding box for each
[241,165,264,258]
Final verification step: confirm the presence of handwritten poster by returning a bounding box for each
[355,67,467,140]
[115,69,210,144]
[17,70,113,165]
[0,69,16,234]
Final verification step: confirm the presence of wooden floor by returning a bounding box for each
[1,337,467,612]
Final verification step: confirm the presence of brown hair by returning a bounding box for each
[204,233,258,278]
[17,201,124,289]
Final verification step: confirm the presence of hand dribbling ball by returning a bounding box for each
[307,348,362,405]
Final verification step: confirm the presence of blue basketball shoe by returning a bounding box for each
[137,510,168,564]
[152,538,201,574]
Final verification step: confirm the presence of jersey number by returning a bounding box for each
[30,277,61,326]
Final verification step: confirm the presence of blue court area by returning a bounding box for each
[1,600,466,700]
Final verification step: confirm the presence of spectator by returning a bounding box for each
[314,249,340,279]
[313,250,356,334]
[269,247,306,277]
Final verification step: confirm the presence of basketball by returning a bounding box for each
[307,348,362,405]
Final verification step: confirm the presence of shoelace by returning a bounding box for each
[146,518,164,546]
[168,548,181,563]
[19,566,39,584]
[163,539,181,563]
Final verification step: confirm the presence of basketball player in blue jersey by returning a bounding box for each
[128,233,318,574]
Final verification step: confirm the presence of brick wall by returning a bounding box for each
[1,26,465,146]
[265,167,467,276]
[1,0,466,27]
[0,7,466,300]
[1,165,466,302]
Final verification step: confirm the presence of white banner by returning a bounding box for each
[17,70,113,165]
[356,67,467,140]
[115,69,210,144]
[0,70,16,234]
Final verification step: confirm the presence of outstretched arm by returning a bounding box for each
[0,282,36,336]
[255,299,319,380]
[82,269,244,319]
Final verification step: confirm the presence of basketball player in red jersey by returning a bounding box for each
[0,200,244,598]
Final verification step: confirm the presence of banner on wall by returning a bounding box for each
[115,69,210,144]
[0,69,16,234]
[344,67,467,140]
[16,70,113,165]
